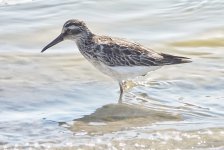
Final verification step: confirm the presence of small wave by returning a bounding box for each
[0,0,33,6]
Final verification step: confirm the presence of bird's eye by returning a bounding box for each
[66,28,72,33]
[66,27,82,35]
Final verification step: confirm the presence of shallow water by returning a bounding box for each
[0,0,224,149]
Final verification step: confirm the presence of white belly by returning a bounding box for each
[91,61,161,81]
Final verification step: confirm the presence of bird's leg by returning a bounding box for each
[118,81,125,104]
[118,80,136,103]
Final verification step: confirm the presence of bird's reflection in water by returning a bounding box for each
[62,103,182,134]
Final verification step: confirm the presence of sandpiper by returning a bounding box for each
[42,19,191,103]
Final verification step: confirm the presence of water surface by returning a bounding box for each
[0,0,224,149]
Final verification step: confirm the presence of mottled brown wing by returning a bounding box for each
[93,37,163,66]
[93,36,191,67]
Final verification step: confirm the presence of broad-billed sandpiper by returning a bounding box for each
[42,19,191,103]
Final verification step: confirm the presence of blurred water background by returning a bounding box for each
[0,0,224,149]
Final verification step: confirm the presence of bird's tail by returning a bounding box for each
[160,53,192,65]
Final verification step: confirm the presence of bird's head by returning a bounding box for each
[41,19,90,53]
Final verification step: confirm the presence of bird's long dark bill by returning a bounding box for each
[41,33,64,53]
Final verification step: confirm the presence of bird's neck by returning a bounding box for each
[75,30,94,51]
[75,31,97,61]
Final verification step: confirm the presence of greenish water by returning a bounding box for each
[0,0,224,149]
